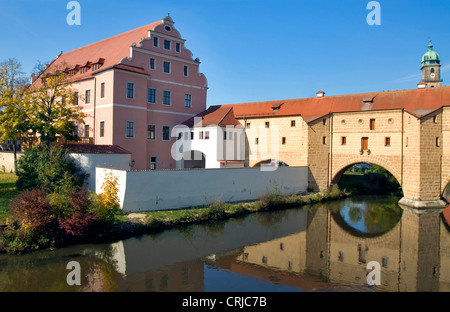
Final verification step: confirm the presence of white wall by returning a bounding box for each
[0,152,23,173]
[69,153,131,191]
[96,166,308,213]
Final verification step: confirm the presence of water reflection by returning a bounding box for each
[0,197,449,292]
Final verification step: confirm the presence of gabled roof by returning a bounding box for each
[211,86,450,123]
[183,105,241,127]
[31,19,163,87]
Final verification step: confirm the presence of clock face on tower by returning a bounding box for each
[431,73,436,79]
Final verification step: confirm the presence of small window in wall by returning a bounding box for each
[291,120,296,127]
[199,131,204,140]
[361,137,369,150]
[184,94,192,108]
[370,119,375,130]
[190,131,194,140]
[255,137,259,145]
[126,121,135,138]
[99,121,105,138]
[148,88,156,103]
[73,91,79,105]
[84,90,91,104]
[84,125,90,137]
[246,123,251,129]
[163,40,171,50]
[322,136,326,145]
[150,157,158,170]
[126,82,135,99]
[176,42,181,52]
[265,122,270,128]
[162,126,170,141]
[162,90,171,105]
[163,61,171,73]
[341,136,346,145]
[183,66,189,77]
[323,119,326,126]
[153,37,159,47]
[100,82,105,98]
[433,115,438,123]
[147,125,156,140]
[150,58,155,70]
[282,137,286,145]
[385,137,391,146]
[436,137,440,147]
[205,131,210,140]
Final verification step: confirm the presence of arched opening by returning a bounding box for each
[333,162,403,196]
[182,150,206,169]
[252,159,289,168]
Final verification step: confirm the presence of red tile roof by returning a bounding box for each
[206,87,450,123]
[31,20,163,87]
[64,144,131,154]
[183,105,242,127]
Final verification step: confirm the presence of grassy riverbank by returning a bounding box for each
[0,172,350,253]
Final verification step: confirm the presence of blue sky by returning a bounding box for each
[1,0,449,107]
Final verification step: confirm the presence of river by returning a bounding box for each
[0,195,449,292]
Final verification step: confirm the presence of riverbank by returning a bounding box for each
[0,175,350,254]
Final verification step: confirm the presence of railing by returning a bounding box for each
[21,136,94,149]
[360,149,371,155]
[55,137,94,145]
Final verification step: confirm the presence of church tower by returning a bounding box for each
[418,40,442,88]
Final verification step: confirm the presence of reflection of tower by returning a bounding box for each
[418,40,442,89]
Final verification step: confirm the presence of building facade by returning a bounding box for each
[30,15,208,170]
[185,42,450,209]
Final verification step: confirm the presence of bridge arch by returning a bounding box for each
[331,156,402,188]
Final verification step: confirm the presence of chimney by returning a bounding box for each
[316,90,325,97]
[30,73,37,84]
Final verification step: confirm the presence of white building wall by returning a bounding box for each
[96,166,308,213]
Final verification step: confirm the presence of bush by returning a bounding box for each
[15,145,88,192]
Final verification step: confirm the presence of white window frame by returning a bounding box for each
[153,36,159,48]
[100,82,106,99]
[163,61,171,74]
[147,88,157,104]
[163,39,171,50]
[183,65,189,77]
[149,58,156,70]
[84,89,91,104]
[126,82,135,99]
[126,120,135,138]
[184,94,192,108]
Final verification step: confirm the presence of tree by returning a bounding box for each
[0,58,29,171]
[23,63,87,147]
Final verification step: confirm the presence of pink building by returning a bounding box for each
[31,15,208,170]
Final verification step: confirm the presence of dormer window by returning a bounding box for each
[272,103,283,111]
[80,67,89,74]
[92,63,102,71]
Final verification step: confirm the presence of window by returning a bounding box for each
[323,119,326,126]
[282,137,286,145]
[163,61,171,73]
[162,126,170,141]
[126,121,135,138]
[176,42,181,52]
[163,90,171,105]
[341,136,346,145]
[265,122,270,128]
[184,94,192,108]
[406,137,409,147]
[205,131,210,140]
[385,137,391,146]
[291,120,296,127]
[150,58,155,70]
[148,88,156,103]
[163,40,171,50]
[436,137,440,147]
[84,125,89,137]
[183,66,189,76]
[190,131,194,140]
[85,90,91,104]
[246,123,251,129]
[150,156,158,170]
[322,136,326,145]
[99,121,105,138]
[127,82,135,99]
[199,131,204,140]
[100,82,105,98]
[73,91,79,105]
[370,119,375,130]
[433,115,438,123]
[153,37,159,47]
[362,137,369,150]
[255,137,259,145]
[147,125,156,140]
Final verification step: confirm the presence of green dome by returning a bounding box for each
[421,41,440,67]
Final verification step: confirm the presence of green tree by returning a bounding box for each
[23,63,87,147]
[0,58,29,171]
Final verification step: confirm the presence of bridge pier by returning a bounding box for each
[398,197,447,212]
